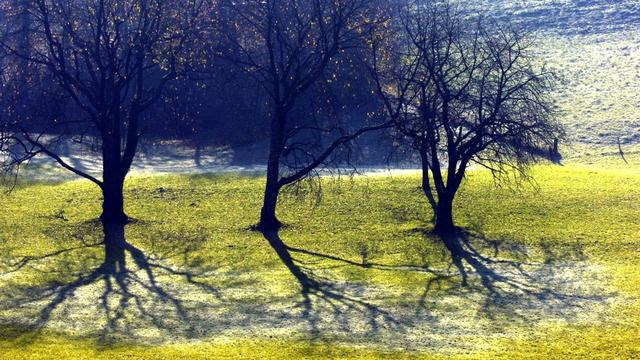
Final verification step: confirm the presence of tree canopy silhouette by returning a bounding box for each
[370,1,564,233]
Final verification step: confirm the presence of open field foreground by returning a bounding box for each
[0,165,638,359]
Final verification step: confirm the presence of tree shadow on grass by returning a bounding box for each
[1,222,406,346]
[262,226,612,336]
[0,220,614,350]
[0,221,223,344]
[261,231,402,339]
[410,227,612,326]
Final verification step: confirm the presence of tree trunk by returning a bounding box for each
[259,187,281,231]
[101,143,128,224]
[100,112,128,225]
[101,175,127,225]
[434,193,455,234]
[258,110,286,231]
[419,151,437,213]
[194,142,202,167]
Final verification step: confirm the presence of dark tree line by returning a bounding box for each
[0,0,563,233]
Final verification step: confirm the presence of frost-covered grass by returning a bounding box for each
[0,164,638,358]
[468,0,640,161]
[542,32,640,161]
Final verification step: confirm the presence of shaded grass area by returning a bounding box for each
[0,165,639,358]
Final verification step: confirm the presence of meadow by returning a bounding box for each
[0,162,638,359]
[1,1,639,358]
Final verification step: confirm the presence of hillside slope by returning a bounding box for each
[475,0,640,162]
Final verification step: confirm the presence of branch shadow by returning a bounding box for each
[0,221,223,344]
[413,227,612,325]
[0,220,615,349]
[262,226,612,334]
[261,230,402,339]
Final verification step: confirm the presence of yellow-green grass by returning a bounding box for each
[0,165,639,359]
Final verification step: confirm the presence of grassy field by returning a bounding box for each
[0,2,638,358]
[0,163,638,359]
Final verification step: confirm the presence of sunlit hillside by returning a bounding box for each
[476,0,640,162]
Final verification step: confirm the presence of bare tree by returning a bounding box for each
[0,0,207,224]
[371,1,564,234]
[218,0,389,231]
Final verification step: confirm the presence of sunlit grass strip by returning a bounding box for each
[0,164,638,358]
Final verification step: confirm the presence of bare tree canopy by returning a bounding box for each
[0,0,565,234]
[0,0,208,224]
[371,0,564,233]
[218,0,389,231]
